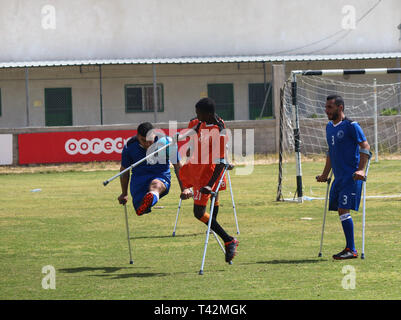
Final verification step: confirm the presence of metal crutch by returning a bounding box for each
[318,171,333,258]
[172,198,182,237]
[361,151,373,260]
[173,172,240,236]
[226,171,240,235]
[199,164,229,275]
[123,203,134,264]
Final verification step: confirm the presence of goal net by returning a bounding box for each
[277,68,401,202]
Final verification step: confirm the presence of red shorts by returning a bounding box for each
[179,163,226,206]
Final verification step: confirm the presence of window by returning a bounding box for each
[125,84,164,113]
[207,84,234,120]
[248,83,272,120]
[44,88,73,126]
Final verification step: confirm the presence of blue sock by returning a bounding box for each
[340,213,356,252]
[149,191,159,206]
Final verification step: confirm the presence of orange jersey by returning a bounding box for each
[179,116,228,200]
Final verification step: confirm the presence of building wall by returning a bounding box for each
[0,59,400,128]
[1,0,400,61]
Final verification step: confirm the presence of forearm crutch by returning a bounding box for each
[102,131,194,187]
[318,171,333,258]
[199,164,229,275]
[227,171,240,235]
[361,151,373,260]
[103,139,174,186]
[123,203,134,264]
[173,172,239,236]
[172,198,182,237]
[172,193,232,264]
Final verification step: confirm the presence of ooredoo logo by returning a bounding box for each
[65,137,128,155]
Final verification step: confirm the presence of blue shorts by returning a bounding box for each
[329,177,363,212]
[131,177,171,211]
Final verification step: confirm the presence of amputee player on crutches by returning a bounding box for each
[118,122,184,215]
[180,104,233,224]
[316,95,370,260]
[177,98,238,263]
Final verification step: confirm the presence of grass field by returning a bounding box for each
[1,161,400,300]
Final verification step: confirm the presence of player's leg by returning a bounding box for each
[332,180,362,260]
[135,178,169,216]
[211,193,219,220]
[193,190,238,262]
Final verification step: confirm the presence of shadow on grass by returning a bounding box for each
[59,267,130,273]
[256,259,327,264]
[59,266,193,279]
[90,273,169,279]
[131,232,202,240]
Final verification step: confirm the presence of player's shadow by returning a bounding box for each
[131,232,202,240]
[59,267,129,274]
[90,272,169,279]
[254,259,327,265]
[59,267,169,278]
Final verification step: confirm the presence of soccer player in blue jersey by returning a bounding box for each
[316,95,370,260]
[118,122,183,216]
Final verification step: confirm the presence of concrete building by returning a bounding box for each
[0,0,401,164]
[1,0,401,128]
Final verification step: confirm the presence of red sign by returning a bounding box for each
[18,130,137,164]
[18,129,188,165]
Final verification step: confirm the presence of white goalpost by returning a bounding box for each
[277,67,401,203]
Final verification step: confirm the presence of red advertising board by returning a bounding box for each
[18,129,189,165]
[18,130,137,164]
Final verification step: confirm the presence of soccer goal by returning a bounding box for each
[276,68,401,203]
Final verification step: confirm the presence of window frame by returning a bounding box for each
[248,83,273,120]
[125,84,164,113]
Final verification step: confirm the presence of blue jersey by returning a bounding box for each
[326,118,366,180]
[121,136,172,197]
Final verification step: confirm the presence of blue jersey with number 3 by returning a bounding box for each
[326,118,366,180]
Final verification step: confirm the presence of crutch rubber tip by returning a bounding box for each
[103,181,109,186]
[199,270,204,275]
[318,253,322,257]
[129,261,134,264]
[172,232,176,237]
[361,254,365,259]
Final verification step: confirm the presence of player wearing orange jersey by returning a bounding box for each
[177,98,238,263]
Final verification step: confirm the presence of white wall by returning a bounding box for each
[0,134,13,164]
[1,0,400,62]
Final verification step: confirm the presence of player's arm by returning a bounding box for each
[200,162,225,194]
[316,153,332,182]
[118,166,130,204]
[172,161,193,199]
[353,140,371,180]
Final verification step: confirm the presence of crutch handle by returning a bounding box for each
[352,173,367,181]
[316,175,331,183]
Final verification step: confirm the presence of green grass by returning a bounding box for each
[0,163,400,300]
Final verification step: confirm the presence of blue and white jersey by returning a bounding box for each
[121,136,174,195]
[326,118,367,180]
